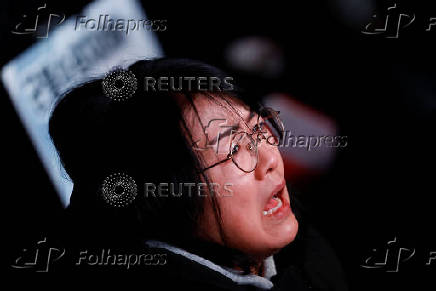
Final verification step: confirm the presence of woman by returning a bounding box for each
[49,58,347,290]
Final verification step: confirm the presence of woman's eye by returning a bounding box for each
[254,122,267,133]
[231,144,240,155]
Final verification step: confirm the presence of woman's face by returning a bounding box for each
[186,95,298,259]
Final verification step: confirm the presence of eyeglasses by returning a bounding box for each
[200,107,284,173]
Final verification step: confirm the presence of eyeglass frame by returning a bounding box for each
[199,107,284,173]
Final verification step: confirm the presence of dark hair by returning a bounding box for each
[49,58,251,250]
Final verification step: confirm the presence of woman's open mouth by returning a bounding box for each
[262,181,291,218]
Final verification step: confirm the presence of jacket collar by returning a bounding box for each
[145,239,277,290]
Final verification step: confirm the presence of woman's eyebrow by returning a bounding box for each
[209,111,257,145]
[209,124,239,145]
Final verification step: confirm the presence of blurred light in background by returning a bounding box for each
[224,36,285,78]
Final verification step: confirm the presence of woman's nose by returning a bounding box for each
[254,141,279,180]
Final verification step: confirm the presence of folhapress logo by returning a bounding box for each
[11,237,65,272]
[11,3,65,38]
[362,3,436,38]
[361,237,435,272]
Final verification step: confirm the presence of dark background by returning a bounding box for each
[2,0,435,289]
